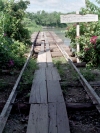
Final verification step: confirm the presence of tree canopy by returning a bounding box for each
[26,11,67,28]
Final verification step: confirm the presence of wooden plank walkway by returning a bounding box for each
[27,32,70,133]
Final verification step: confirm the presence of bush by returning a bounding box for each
[65,0,100,67]
[0,0,31,69]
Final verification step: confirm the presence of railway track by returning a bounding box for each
[48,31,100,112]
[0,31,100,133]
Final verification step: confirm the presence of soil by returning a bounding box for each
[64,86,91,103]
[3,114,28,133]
[68,109,100,133]
[3,84,31,133]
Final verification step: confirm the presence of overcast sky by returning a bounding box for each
[25,0,97,13]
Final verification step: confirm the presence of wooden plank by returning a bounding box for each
[34,46,41,53]
[38,62,47,68]
[27,104,48,133]
[51,52,62,57]
[46,67,61,80]
[47,81,64,103]
[52,67,61,80]
[46,51,52,63]
[46,43,49,50]
[74,62,86,67]
[48,103,70,133]
[41,32,45,41]
[29,80,47,104]
[37,52,46,63]
[41,41,44,52]
[35,40,41,46]
[46,50,53,67]
[66,102,95,110]
[46,67,52,80]
[70,57,77,63]
[46,42,53,67]
[57,103,70,133]
[48,103,57,133]
[37,52,47,68]
[47,63,54,67]
[52,48,60,52]
[33,68,46,81]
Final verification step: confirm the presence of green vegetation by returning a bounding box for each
[18,58,38,92]
[26,11,67,29]
[0,0,68,70]
[53,57,96,82]
[65,0,100,67]
[53,57,78,81]
[0,0,31,70]
[21,58,38,85]
[53,57,67,79]
[80,68,95,81]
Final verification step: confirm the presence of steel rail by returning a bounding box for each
[49,31,100,113]
[0,31,40,133]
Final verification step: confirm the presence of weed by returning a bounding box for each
[80,68,95,81]
[0,79,8,91]
[19,58,38,91]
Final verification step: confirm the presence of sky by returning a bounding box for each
[25,0,97,13]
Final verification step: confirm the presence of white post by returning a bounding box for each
[76,11,80,63]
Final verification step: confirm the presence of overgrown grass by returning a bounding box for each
[17,57,38,99]
[80,68,96,81]
[53,57,67,79]
[53,57,66,65]
[21,58,38,85]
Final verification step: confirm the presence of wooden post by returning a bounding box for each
[76,11,80,63]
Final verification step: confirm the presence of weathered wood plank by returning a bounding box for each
[48,103,57,133]
[34,46,41,53]
[41,41,44,52]
[74,62,86,67]
[47,81,64,103]
[52,48,60,52]
[46,67,61,80]
[37,52,46,63]
[46,43,50,50]
[33,68,46,81]
[46,43,53,67]
[66,102,95,110]
[57,103,70,133]
[46,51,52,63]
[51,52,62,57]
[37,52,47,67]
[48,103,70,133]
[27,104,48,133]
[52,67,61,80]
[29,80,47,104]
[70,57,77,63]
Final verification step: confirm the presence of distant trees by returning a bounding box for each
[26,11,67,28]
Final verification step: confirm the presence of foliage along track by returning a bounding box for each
[0,31,39,133]
[47,31,100,133]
